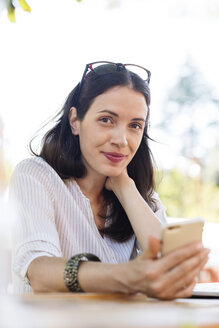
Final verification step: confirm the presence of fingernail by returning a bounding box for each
[196,243,203,250]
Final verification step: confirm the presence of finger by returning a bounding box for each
[143,235,161,259]
[146,251,208,300]
[121,167,128,175]
[158,243,206,273]
[173,279,197,299]
[163,253,209,296]
[153,278,197,300]
[164,248,209,286]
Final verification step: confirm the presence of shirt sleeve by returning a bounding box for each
[9,160,63,284]
[152,191,167,225]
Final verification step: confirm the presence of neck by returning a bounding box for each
[75,174,106,204]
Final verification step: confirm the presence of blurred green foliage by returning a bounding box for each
[157,168,219,222]
[6,0,82,22]
[156,59,219,162]
[155,59,219,222]
[7,0,31,22]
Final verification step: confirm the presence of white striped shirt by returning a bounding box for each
[9,157,166,294]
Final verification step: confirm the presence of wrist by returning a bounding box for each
[78,261,134,294]
[112,178,135,203]
[64,253,100,292]
[113,262,137,294]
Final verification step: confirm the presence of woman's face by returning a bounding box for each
[70,86,148,179]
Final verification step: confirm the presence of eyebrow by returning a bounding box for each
[97,109,146,122]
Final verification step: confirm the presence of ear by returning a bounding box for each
[69,107,80,135]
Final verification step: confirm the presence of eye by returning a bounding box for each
[130,123,143,130]
[99,117,114,124]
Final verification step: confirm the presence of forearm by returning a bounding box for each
[78,261,131,293]
[26,243,209,300]
[28,256,69,293]
[114,180,162,250]
[27,256,132,294]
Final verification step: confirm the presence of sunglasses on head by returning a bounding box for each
[80,61,151,84]
[73,61,151,107]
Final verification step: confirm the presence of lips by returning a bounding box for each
[102,152,126,163]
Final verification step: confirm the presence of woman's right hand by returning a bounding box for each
[124,236,209,300]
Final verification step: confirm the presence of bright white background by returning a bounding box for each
[0,0,219,168]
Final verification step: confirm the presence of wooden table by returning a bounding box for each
[1,293,219,328]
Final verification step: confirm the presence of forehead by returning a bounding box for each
[87,86,148,118]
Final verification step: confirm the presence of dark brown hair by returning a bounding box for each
[30,64,157,242]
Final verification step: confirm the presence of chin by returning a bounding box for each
[102,167,124,177]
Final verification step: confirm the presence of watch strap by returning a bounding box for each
[64,253,101,292]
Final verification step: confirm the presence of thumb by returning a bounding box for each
[142,235,161,259]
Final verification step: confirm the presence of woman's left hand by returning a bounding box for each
[105,168,134,195]
[105,167,161,251]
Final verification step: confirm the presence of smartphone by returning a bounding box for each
[161,218,204,256]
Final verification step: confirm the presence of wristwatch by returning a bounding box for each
[64,253,101,292]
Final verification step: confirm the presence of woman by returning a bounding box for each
[10,61,209,298]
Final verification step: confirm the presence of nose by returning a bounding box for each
[110,127,128,148]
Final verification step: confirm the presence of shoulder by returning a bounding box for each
[10,157,65,194]
[13,157,54,174]
[9,157,68,205]
[11,157,59,181]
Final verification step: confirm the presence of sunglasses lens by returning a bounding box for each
[86,62,150,82]
[125,65,150,82]
[89,63,118,74]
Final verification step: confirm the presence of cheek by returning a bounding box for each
[130,134,143,153]
[79,129,105,155]
[88,128,109,146]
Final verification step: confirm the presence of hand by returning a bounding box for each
[126,236,210,300]
[105,168,134,195]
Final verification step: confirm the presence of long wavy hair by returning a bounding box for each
[30,64,157,242]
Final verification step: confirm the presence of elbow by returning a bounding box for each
[27,270,48,293]
[27,256,67,293]
[28,278,47,294]
[27,258,51,293]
